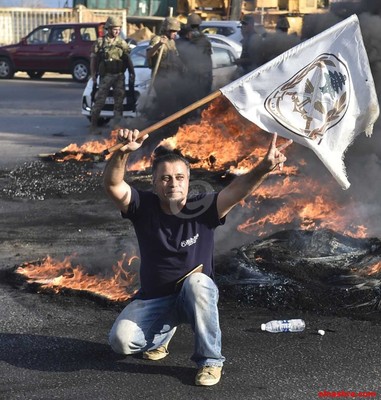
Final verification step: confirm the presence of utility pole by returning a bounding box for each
[229,0,243,20]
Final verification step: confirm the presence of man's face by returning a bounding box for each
[109,26,121,38]
[153,160,190,212]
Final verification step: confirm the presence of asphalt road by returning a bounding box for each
[0,74,87,168]
[0,74,380,400]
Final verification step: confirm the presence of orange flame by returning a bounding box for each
[237,174,366,238]
[163,98,366,239]
[16,254,138,302]
[56,97,368,240]
[161,98,268,171]
[61,132,115,155]
[24,97,373,298]
[127,156,151,171]
[53,130,119,162]
[364,261,381,276]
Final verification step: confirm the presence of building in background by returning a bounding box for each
[0,0,333,45]
[71,1,328,22]
[73,0,177,17]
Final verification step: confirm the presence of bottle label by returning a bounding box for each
[281,320,291,332]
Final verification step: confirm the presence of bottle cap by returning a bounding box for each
[261,324,266,331]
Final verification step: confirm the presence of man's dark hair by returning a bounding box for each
[152,146,190,176]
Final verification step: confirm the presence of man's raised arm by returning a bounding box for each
[103,129,148,213]
[217,133,292,219]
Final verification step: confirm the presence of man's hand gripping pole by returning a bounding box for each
[102,90,222,156]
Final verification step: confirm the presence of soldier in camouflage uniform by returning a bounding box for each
[146,17,185,119]
[89,16,135,134]
[176,13,213,108]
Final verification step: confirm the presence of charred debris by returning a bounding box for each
[2,159,381,319]
[217,229,381,317]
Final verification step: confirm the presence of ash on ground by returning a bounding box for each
[1,161,104,200]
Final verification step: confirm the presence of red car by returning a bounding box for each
[0,22,104,82]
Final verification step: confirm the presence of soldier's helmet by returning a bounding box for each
[160,17,181,33]
[276,16,290,31]
[187,13,202,27]
[240,14,255,26]
[105,16,121,29]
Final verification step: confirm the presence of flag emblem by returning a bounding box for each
[264,54,350,141]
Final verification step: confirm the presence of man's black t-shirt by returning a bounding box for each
[122,188,225,299]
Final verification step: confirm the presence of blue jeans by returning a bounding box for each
[109,272,225,367]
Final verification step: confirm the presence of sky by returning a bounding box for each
[0,0,73,7]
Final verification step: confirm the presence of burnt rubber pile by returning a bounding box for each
[1,160,381,320]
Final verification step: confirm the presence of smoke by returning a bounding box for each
[301,12,341,40]
[74,236,140,277]
[331,9,381,238]
[249,31,302,69]
[358,13,381,101]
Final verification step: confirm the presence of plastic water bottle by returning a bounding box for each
[261,319,305,333]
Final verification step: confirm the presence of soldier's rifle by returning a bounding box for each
[148,43,165,95]
[137,42,165,114]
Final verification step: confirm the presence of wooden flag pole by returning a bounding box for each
[148,44,164,95]
[103,89,222,155]
[135,45,164,115]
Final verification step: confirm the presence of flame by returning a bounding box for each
[52,130,119,162]
[54,97,368,240]
[161,98,268,171]
[56,131,147,168]
[23,97,373,299]
[237,175,366,238]
[62,130,116,154]
[127,156,151,171]
[16,254,138,302]
[162,98,366,239]
[364,261,381,276]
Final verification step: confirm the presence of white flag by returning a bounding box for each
[220,14,379,189]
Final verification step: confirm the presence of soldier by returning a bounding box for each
[146,17,185,120]
[235,14,258,76]
[183,13,213,101]
[276,15,290,34]
[89,16,135,134]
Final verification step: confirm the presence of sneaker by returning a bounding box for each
[142,344,169,361]
[195,366,222,386]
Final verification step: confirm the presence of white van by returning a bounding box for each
[200,20,266,44]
